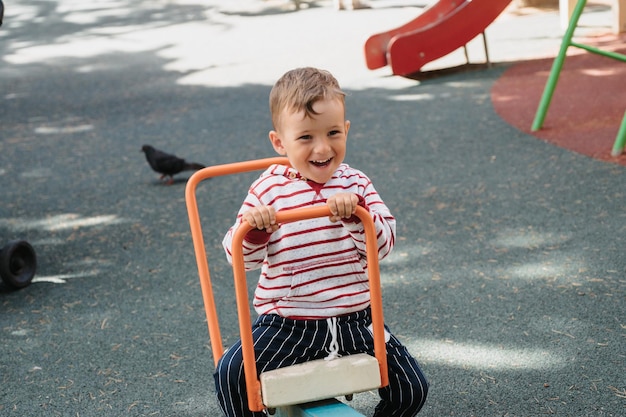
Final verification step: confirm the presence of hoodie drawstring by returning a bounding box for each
[325,317,341,361]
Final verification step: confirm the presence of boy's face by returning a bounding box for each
[269,98,350,184]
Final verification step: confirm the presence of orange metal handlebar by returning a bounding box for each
[231,205,389,411]
[185,158,388,412]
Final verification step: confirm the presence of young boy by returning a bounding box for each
[217,67,428,417]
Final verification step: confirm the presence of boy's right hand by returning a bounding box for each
[242,206,279,233]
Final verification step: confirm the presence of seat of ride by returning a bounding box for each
[260,353,381,408]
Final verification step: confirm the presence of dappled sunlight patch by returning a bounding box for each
[445,81,484,89]
[61,8,137,25]
[490,228,572,250]
[380,241,437,265]
[20,168,53,179]
[0,213,127,232]
[488,228,585,282]
[3,2,201,65]
[30,237,66,246]
[66,258,113,268]
[28,116,95,136]
[4,36,148,64]
[35,124,94,135]
[0,0,422,90]
[387,93,435,102]
[505,262,577,281]
[33,269,101,284]
[579,67,621,77]
[378,270,431,286]
[405,338,565,370]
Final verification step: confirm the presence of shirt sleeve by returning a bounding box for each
[342,180,395,262]
[222,190,270,271]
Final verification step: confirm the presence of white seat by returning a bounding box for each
[260,353,381,408]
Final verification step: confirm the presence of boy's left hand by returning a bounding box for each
[327,193,359,223]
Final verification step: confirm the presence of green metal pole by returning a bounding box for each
[611,111,626,157]
[531,0,588,131]
[570,41,626,62]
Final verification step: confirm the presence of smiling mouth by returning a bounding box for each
[310,158,333,167]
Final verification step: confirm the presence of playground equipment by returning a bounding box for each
[0,240,37,289]
[531,0,626,156]
[185,158,388,416]
[364,0,512,76]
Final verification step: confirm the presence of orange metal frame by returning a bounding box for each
[185,157,389,412]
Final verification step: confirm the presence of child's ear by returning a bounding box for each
[345,120,350,136]
[269,131,287,155]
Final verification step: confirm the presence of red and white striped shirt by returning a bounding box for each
[222,163,395,319]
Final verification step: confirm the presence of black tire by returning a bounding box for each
[0,240,37,289]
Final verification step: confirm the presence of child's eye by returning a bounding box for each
[298,135,312,140]
[329,130,340,136]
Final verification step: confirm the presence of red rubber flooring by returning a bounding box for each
[491,33,626,166]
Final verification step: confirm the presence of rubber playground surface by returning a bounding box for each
[1,1,625,416]
[493,32,626,167]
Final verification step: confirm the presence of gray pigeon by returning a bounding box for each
[141,144,205,184]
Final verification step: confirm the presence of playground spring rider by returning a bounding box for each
[185,157,389,416]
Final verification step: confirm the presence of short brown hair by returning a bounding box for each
[269,67,346,129]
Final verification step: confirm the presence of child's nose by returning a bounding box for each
[314,137,332,153]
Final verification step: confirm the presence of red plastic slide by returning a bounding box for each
[364,0,512,76]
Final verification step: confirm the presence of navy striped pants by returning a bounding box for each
[214,308,428,417]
